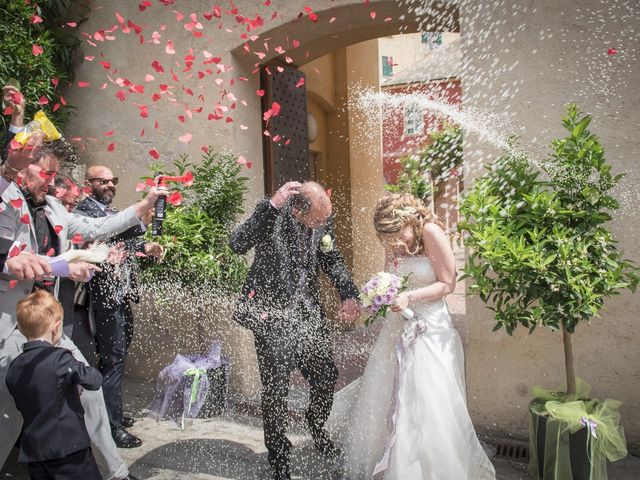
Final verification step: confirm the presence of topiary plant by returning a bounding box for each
[459,105,638,397]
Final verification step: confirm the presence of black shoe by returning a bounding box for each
[311,428,340,461]
[272,466,291,480]
[122,416,135,428]
[112,428,142,448]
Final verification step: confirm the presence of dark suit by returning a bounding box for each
[230,199,359,474]
[0,237,13,272]
[5,340,101,479]
[73,196,146,429]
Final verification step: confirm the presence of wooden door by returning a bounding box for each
[261,64,309,195]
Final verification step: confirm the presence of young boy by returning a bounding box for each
[5,290,103,479]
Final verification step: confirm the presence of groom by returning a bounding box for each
[230,181,360,480]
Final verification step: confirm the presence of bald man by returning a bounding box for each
[231,181,360,480]
[74,166,163,448]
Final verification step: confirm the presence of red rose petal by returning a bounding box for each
[71,234,84,245]
[167,191,182,206]
[149,149,160,159]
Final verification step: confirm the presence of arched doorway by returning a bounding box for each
[229,0,462,394]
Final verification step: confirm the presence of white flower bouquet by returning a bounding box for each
[360,272,413,327]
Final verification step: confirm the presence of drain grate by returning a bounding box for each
[492,439,530,463]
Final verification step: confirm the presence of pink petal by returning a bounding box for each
[168,191,182,206]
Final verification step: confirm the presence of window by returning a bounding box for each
[421,32,443,49]
[404,105,423,136]
[382,56,393,77]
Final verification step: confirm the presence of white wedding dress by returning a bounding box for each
[328,256,496,479]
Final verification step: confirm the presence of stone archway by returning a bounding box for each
[229,0,461,284]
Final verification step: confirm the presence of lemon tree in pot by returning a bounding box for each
[459,105,638,479]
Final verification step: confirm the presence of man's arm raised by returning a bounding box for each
[67,186,167,243]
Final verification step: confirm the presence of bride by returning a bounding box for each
[328,193,496,479]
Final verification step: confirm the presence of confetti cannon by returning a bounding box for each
[152,171,194,236]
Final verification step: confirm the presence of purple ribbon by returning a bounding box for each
[372,316,428,477]
[581,416,598,439]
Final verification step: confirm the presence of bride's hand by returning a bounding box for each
[391,292,411,312]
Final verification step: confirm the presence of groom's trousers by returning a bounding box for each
[253,306,338,474]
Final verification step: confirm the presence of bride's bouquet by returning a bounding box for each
[360,272,413,327]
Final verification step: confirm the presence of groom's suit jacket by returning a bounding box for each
[230,199,359,331]
[0,182,143,343]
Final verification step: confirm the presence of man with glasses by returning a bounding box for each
[75,166,163,448]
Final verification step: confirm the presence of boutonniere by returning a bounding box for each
[320,234,334,253]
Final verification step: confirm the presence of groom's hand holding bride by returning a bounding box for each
[338,298,361,327]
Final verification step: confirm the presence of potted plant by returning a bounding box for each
[459,105,638,479]
[140,148,249,294]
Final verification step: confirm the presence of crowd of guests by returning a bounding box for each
[0,85,166,479]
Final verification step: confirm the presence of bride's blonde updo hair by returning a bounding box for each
[373,193,441,255]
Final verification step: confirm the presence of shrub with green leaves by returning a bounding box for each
[141,149,249,294]
[460,105,638,395]
[0,0,85,141]
[385,124,462,201]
